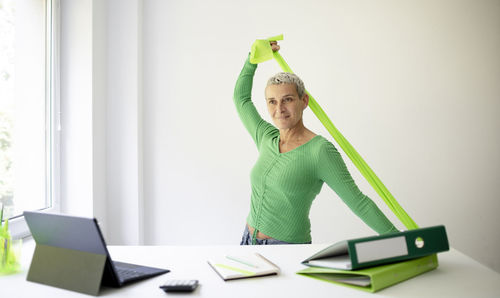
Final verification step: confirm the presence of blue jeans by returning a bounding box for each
[239,225,294,245]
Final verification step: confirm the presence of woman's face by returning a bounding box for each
[265,83,308,130]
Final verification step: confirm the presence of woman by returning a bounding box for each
[235,42,398,245]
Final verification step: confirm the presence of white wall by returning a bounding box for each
[141,0,500,271]
[60,0,500,273]
[60,0,95,217]
[105,0,144,245]
[60,0,144,244]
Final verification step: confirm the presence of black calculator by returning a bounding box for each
[160,279,199,292]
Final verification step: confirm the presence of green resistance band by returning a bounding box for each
[250,35,418,230]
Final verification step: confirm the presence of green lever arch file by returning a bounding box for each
[302,225,448,270]
[297,254,438,293]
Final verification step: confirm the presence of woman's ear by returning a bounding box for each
[302,93,309,109]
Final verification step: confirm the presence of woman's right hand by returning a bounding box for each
[270,41,280,52]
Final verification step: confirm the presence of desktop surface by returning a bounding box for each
[2,240,500,297]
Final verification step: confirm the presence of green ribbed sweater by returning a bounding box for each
[234,57,398,243]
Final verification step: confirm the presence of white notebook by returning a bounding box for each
[208,253,280,281]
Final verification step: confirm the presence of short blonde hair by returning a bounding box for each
[266,72,306,98]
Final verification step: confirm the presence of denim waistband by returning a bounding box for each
[239,225,304,245]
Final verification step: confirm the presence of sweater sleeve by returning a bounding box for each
[233,56,275,147]
[317,141,399,234]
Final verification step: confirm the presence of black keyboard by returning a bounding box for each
[113,261,169,284]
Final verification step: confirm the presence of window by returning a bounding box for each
[0,0,59,235]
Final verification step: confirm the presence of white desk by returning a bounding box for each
[2,240,500,297]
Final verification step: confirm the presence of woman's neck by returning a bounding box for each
[279,122,316,152]
[280,126,307,144]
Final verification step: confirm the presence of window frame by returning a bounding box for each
[9,0,61,239]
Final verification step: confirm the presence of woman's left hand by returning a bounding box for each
[270,41,280,52]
